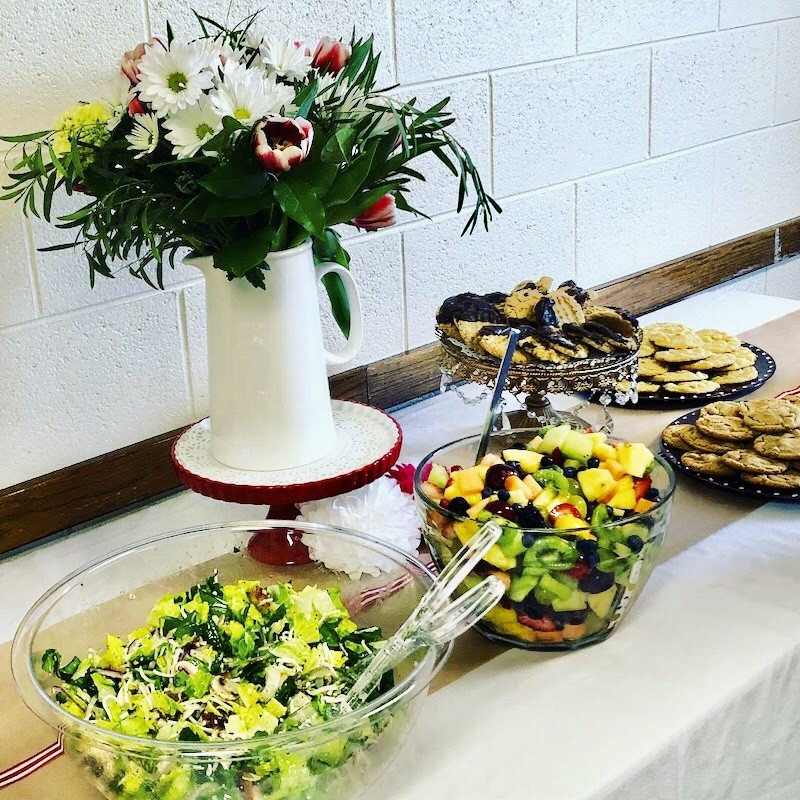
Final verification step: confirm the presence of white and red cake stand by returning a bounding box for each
[172,400,403,565]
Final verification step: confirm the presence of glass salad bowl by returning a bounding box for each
[12,521,450,800]
[415,428,676,651]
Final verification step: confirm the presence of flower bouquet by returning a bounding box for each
[1,12,496,327]
[1,12,498,472]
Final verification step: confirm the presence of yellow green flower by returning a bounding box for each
[52,101,114,158]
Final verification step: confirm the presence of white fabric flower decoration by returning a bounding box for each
[210,60,294,124]
[260,38,313,80]
[162,95,222,158]
[137,41,214,117]
[298,477,422,580]
[125,113,159,157]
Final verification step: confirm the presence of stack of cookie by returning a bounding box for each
[663,398,800,490]
[636,323,758,396]
[435,277,641,366]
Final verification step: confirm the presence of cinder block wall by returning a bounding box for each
[1,0,799,486]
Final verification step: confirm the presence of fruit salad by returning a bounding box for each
[415,425,674,649]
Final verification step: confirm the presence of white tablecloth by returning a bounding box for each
[382,502,800,800]
[3,287,800,800]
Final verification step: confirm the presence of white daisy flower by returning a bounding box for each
[197,35,247,69]
[125,113,160,158]
[98,72,134,130]
[137,41,214,117]
[210,60,295,124]
[260,38,313,80]
[243,28,266,53]
[162,95,222,158]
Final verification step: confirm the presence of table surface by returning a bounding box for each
[3,285,800,800]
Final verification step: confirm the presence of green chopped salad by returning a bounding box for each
[42,574,391,744]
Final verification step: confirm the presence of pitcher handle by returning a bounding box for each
[315,262,364,366]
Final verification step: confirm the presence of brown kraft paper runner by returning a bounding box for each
[2,308,800,798]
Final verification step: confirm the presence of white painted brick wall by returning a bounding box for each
[711,122,800,244]
[1,0,800,486]
[719,0,800,28]
[492,51,650,194]
[576,150,714,286]
[651,28,777,155]
[577,0,717,51]
[776,19,800,124]
[0,293,191,487]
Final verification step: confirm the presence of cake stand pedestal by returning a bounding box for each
[171,400,403,564]
[437,333,640,434]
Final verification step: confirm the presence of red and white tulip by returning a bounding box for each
[253,115,314,173]
[120,38,165,85]
[313,36,351,74]
[353,194,396,230]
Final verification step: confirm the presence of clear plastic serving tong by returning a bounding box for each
[346,521,505,708]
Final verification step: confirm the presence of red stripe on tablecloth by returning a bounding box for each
[0,734,63,790]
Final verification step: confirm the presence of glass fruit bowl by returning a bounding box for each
[415,428,675,651]
[12,521,450,800]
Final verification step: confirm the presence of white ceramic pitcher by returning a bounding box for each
[186,242,363,472]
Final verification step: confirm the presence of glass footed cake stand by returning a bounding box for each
[437,332,640,434]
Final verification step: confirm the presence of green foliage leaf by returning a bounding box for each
[0,130,51,142]
[213,227,274,276]
[273,180,325,238]
[199,150,269,198]
[323,147,376,206]
[320,125,359,164]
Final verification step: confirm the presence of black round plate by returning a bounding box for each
[660,408,800,502]
[605,343,775,409]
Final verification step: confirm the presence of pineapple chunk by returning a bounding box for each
[616,443,655,478]
[593,442,617,460]
[601,459,627,481]
[607,475,636,510]
[577,468,616,502]
[480,454,504,466]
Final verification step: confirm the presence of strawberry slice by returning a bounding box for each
[518,614,558,632]
[548,502,581,524]
[634,475,652,501]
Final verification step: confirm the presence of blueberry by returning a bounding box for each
[562,466,578,478]
[565,609,589,625]
[497,488,511,502]
[481,487,494,499]
[578,569,616,594]
[627,535,644,553]
[522,532,537,547]
[552,619,565,631]
[645,487,660,501]
[506,460,521,474]
[576,539,599,555]
[540,456,554,468]
[447,496,470,516]
[587,457,600,468]
[512,503,524,513]
[517,506,546,529]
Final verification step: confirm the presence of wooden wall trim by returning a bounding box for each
[3,215,800,554]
